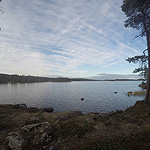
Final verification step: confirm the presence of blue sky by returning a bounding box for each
[0,0,147,78]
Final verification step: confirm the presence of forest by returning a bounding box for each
[0,73,72,83]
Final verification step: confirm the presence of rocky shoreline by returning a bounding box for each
[1,101,150,150]
[12,104,54,113]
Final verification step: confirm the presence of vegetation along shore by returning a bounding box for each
[1,100,150,150]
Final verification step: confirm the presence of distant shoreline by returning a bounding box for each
[0,73,144,84]
[72,78,144,82]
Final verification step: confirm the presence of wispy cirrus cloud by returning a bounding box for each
[0,0,146,77]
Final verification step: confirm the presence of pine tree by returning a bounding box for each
[121,0,150,103]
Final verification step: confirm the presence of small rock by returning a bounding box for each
[63,146,67,150]
[55,140,61,149]
[41,132,52,143]
[30,116,40,122]
[25,116,41,125]
[12,104,27,109]
[128,91,133,96]
[43,107,54,113]
[43,146,50,150]
[81,98,84,101]
[35,132,52,149]
[49,146,54,150]
[6,132,25,150]
[41,133,48,140]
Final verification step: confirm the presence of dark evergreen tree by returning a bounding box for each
[126,55,148,80]
[121,0,150,103]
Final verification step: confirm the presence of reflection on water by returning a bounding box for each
[0,81,145,113]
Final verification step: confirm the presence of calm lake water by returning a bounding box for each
[0,81,145,113]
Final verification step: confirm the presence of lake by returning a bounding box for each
[0,81,145,113]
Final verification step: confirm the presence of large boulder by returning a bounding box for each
[21,122,53,149]
[25,116,41,125]
[6,132,26,150]
[12,104,27,109]
[21,122,52,134]
[35,132,52,149]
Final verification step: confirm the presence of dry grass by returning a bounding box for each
[133,91,146,96]
[127,90,146,96]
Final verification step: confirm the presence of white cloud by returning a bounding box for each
[90,73,141,80]
[0,0,146,77]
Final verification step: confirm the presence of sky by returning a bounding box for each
[0,0,147,78]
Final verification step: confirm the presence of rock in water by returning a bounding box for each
[128,91,133,96]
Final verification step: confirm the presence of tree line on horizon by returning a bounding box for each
[0,74,72,83]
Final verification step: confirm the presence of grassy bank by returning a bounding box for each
[0,100,150,150]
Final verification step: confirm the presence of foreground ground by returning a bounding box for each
[0,100,150,150]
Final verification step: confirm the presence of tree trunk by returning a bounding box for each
[146,50,150,103]
[145,32,150,104]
